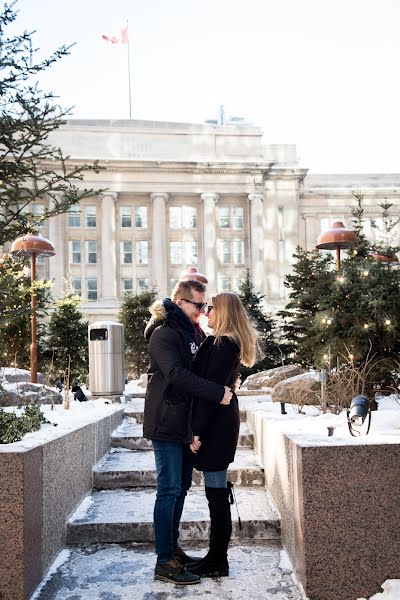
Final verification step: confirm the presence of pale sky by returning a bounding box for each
[10,0,400,173]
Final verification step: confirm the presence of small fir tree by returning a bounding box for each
[119,288,158,379]
[0,254,52,368]
[281,194,400,396]
[42,291,88,382]
[237,269,282,377]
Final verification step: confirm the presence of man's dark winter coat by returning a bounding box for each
[191,335,240,472]
[143,299,225,444]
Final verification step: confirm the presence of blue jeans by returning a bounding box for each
[152,439,193,563]
[203,469,228,488]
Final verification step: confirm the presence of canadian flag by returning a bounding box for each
[102,25,128,45]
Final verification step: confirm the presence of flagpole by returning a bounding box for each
[126,19,132,119]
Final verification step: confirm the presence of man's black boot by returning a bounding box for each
[154,558,201,585]
[175,545,202,566]
[188,486,232,577]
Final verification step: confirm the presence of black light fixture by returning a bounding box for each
[347,395,371,436]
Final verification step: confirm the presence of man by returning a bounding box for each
[144,279,232,585]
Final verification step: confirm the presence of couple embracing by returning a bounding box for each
[143,277,257,585]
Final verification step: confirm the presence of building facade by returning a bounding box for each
[19,120,400,321]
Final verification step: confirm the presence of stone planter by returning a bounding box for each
[0,406,125,600]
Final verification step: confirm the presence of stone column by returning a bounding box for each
[48,193,65,299]
[150,192,169,296]
[100,192,118,302]
[201,193,219,292]
[248,193,264,294]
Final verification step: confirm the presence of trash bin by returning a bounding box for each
[88,321,124,396]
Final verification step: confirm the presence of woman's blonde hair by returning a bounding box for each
[211,292,258,367]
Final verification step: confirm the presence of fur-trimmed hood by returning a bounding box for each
[144,300,167,340]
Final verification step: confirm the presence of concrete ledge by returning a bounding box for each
[247,408,400,600]
[0,406,125,600]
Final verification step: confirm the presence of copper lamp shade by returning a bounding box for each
[179,267,208,284]
[369,253,399,264]
[10,233,55,258]
[316,221,357,251]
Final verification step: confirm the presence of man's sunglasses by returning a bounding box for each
[181,298,207,311]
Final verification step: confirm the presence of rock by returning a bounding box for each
[1,367,44,384]
[137,374,148,388]
[0,382,62,407]
[242,365,304,390]
[271,372,321,406]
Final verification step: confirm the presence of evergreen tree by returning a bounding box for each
[0,3,102,247]
[119,289,157,378]
[237,269,282,377]
[281,195,400,395]
[42,291,88,382]
[0,254,52,368]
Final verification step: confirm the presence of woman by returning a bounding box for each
[188,291,257,578]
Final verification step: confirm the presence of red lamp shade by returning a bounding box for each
[10,233,55,258]
[316,221,357,250]
[179,267,208,284]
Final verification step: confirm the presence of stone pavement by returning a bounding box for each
[33,542,302,600]
[32,399,303,600]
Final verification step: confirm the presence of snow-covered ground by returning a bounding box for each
[358,580,400,600]
[239,393,400,446]
[0,399,123,452]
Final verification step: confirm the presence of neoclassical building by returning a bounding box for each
[19,119,400,321]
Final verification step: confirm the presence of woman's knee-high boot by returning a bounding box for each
[188,486,232,577]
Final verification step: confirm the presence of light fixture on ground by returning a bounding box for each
[316,221,357,272]
[347,395,371,436]
[10,233,55,383]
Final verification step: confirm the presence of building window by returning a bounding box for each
[278,207,284,230]
[122,278,133,294]
[135,206,147,228]
[120,207,132,228]
[69,240,81,264]
[136,240,148,264]
[86,240,97,264]
[184,206,197,229]
[170,207,182,229]
[220,277,231,291]
[137,278,148,291]
[220,240,231,264]
[85,206,96,228]
[71,278,81,296]
[33,204,45,227]
[233,277,242,292]
[170,241,183,265]
[219,207,230,228]
[279,240,285,264]
[120,241,132,264]
[68,205,81,227]
[233,240,244,265]
[171,278,178,293]
[232,207,244,229]
[86,278,97,301]
[185,241,198,265]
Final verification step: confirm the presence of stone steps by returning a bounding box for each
[111,421,254,450]
[93,447,265,489]
[67,487,280,545]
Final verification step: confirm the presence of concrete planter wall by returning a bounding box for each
[0,407,125,600]
[247,409,400,600]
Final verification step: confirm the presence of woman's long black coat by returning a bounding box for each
[191,335,240,472]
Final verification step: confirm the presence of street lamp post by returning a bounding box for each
[10,233,55,383]
[316,221,357,271]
